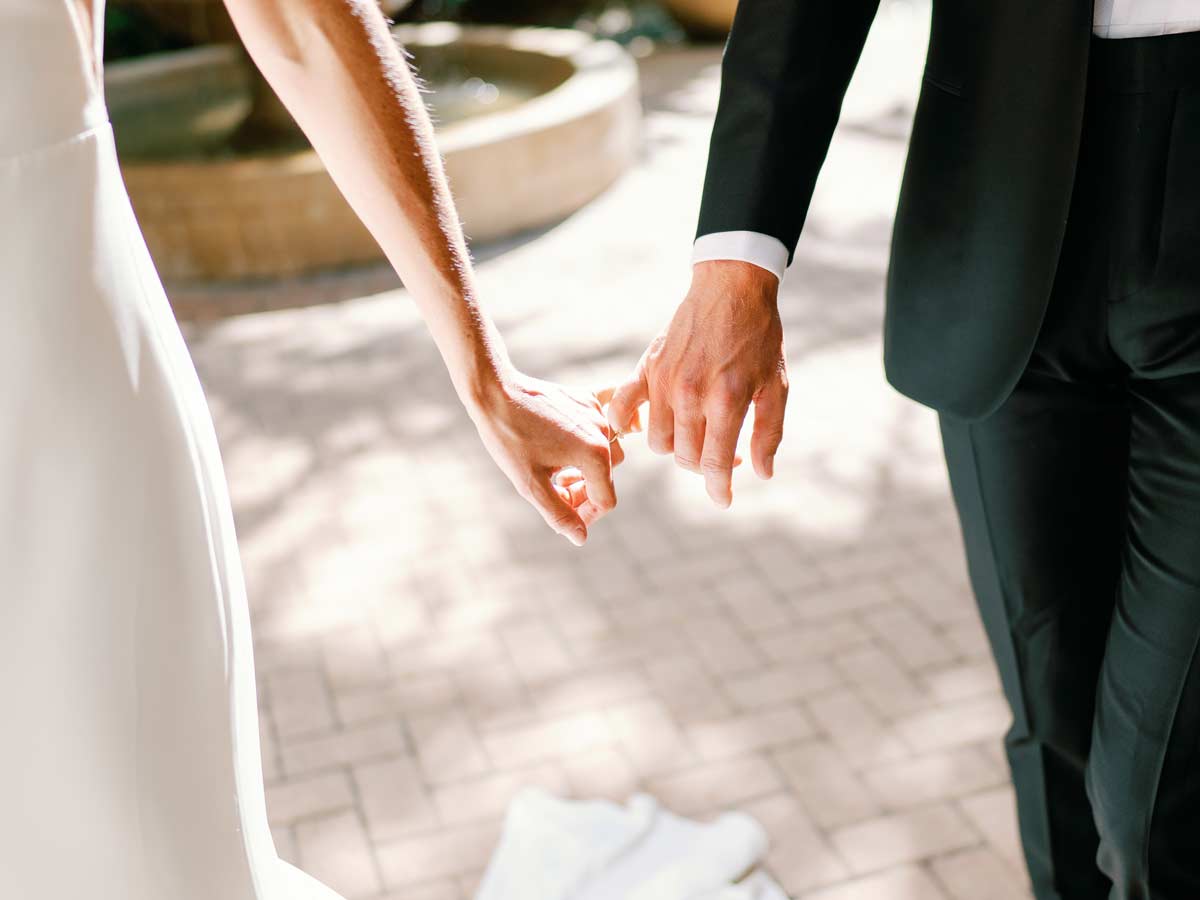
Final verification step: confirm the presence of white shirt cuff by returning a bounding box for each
[692,231,789,283]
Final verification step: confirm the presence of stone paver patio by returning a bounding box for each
[181,4,1032,898]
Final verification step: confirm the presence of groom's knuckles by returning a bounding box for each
[672,376,704,415]
[707,386,751,437]
[715,370,752,406]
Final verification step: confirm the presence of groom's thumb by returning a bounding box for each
[606,369,648,434]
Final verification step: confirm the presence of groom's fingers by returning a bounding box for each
[701,396,750,508]
[528,475,588,546]
[609,437,626,468]
[672,408,705,473]
[646,392,674,456]
[750,377,788,480]
[626,405,644,434]
[607,369,649,435]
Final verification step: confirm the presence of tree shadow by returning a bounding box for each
[178,24,1011,895]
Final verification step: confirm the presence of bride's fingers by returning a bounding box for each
[528,476,587,546]
[610,437,626,467]
[578,499,607,526]
[579,443,617,515]
[565,479,588,508]
[552,468,591,508]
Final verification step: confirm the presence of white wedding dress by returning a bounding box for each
[0,2,343,897]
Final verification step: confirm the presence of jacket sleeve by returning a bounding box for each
[696,0,882,265]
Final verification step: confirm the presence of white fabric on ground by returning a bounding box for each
[476,789,789,900]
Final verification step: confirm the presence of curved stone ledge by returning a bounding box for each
[109,25,642,283]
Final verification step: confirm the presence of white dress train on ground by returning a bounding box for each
[0,2,343,897]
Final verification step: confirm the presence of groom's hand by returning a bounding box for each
[608,260,788,507]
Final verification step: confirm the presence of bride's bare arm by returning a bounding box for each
[222,0,619,544]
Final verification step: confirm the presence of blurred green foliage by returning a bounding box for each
[103,1,685,62]
[398,1,684,45]
[403,0,613,22]
[104,7,190,62]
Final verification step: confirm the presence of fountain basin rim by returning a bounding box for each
[108,24,642,281]
[109,24,638,177]
[399,24,638,153]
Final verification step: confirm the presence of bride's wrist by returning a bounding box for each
[456,347,518,422]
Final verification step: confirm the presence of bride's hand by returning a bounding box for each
[470,370,633,546]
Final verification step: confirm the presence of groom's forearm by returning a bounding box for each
[224,0,511,410]
[697,0,881,272]
[612,0,881,502]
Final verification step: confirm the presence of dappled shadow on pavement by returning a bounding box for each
[180,17,1027,900]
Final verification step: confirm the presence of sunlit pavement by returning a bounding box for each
[182,4,1032,898]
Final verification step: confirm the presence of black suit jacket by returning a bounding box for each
[697,0,1094,420]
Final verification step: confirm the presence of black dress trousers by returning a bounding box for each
[940,33,1200,900]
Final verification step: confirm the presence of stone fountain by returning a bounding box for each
[106,3,641,282]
